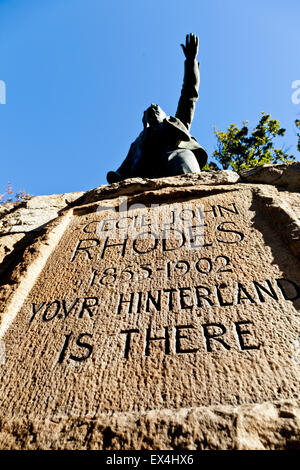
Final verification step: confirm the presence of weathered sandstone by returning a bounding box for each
[0,164,299,450]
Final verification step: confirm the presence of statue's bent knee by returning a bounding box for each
[166,149,201,175]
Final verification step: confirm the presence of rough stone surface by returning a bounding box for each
[0,164,300,450]
[0,400,298,450]
[0,191,83,234]
[240,162,300,190]
[74,171,240,206]
[0,191,84,278]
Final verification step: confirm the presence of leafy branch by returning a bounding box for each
[211,112,296,171]
[0,182,32,204]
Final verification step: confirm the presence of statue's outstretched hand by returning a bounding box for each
[181,33,199,60]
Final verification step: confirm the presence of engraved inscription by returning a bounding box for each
[3,192,298,413]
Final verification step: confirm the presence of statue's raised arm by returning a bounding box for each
[175,33,200,131]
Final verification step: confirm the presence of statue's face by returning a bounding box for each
[143,104,166,127]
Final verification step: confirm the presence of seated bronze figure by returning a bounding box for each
[107,34,207,184]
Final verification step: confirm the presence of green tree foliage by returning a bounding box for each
[212,112,295,171]
[202,162,219,171]
[0,182,32,204]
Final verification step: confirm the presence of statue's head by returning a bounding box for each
[143,104,167,127]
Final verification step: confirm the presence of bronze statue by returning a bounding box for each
[107,34,207,184]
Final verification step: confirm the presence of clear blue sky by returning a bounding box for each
[0,0,299,196]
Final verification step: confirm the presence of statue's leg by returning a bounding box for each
[165,149,200,175]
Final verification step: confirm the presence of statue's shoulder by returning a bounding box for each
[164,115,191,140]
[165,115,186,127]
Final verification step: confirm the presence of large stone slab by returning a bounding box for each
[0,169,300,449]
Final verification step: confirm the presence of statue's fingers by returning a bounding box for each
[192,36,198,51]
[190,34,196,48]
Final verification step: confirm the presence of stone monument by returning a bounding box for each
[0,164,299,449]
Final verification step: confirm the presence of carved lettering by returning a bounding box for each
[175,325,199,354]
[234,321,260,351]
[70,239,100,262]
[216,221,244,244]
[112,278,300,315]
[202,323,231,351]
[120,329,140,359]
[29,297,100,323]
[58,332,93,363]
[145,327,170,356]
[119,320,260,359]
